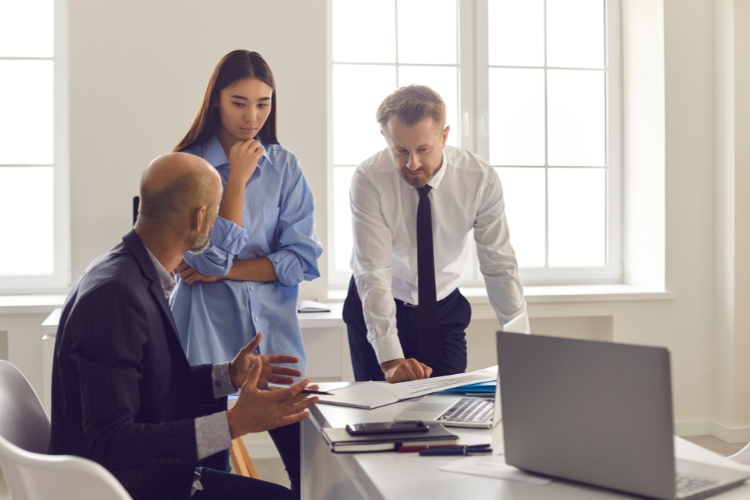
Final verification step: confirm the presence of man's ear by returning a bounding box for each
[441,125,450,147]
[192,205,207,231]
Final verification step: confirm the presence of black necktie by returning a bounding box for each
[416,185,440,363]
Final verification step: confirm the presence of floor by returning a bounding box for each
[0,437,745,498]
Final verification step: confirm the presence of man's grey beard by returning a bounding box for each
[188,234,210,255]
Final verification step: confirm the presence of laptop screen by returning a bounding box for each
[497,331,678,499]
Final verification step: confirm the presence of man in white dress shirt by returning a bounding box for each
[343,85,529,383]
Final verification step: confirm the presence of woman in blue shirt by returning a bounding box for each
[170,50,323,496]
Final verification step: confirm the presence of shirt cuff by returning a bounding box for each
[372,334,405,365]
[195,411,232,461]
[212,362,237,398]
[267,251,305,286]
[208,216,249,255]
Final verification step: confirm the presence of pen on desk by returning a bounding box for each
[267,383,333,395]
[399,444,469,453]
[301,388,333,395]
[419,444,493,456]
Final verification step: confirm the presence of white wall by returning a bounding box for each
[67,0,329,300]
[3,0,750,441]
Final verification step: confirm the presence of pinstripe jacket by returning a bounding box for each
[49,230,217,499]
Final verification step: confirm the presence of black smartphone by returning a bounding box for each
[345,420,428,435]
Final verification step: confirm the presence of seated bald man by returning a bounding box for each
[48,153,317,500]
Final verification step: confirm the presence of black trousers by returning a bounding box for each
[199,399,301,497]
[343,276,471,381]
[193,466,296,500]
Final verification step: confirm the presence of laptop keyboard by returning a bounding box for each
[675,473,719,497]
[436,397,494,424]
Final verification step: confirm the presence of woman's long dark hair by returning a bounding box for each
[174,50,279,152]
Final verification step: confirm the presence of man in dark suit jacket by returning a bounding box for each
[49,153,316,499]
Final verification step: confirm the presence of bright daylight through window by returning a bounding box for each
[0,0,68,292]
[330,0,620,287]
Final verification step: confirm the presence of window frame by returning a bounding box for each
[0,0,70,293]
[328,0,622,289]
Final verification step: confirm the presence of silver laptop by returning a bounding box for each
[393,381,499,429]
[497,331,750,500]
[392,313,528,428]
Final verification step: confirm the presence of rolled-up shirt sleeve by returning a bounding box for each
[267,163,323,287]
[183,216,249,277]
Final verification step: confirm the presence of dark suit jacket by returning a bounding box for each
[49,230,218,499]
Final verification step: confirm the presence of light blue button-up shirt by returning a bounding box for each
[170,135,323,377]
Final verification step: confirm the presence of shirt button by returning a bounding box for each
[250,286,255,291]
[159,458,166,464]
[151,458,158,465]
[175,458,182,464]
[254,317,259,321]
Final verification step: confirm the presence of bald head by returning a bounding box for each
[138,152,221,225]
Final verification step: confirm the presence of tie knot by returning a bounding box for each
[417,185,432,198]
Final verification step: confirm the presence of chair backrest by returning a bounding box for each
[0,360,50,454]
[0,360,132,499]
[0,436,132,500]
[729,442,750,466]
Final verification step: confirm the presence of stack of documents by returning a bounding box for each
[437,380,496,395]
[316,368,497,409]
[322,424,457,453]
[296,300,331,313]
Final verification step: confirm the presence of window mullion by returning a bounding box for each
[469,0,488,159]
[462,0,485,285]
[54,0,71,288]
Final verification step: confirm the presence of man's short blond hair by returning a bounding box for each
[376,84,446,129]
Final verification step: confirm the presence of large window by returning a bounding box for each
[330,0,620,287]
[0,0,69,292]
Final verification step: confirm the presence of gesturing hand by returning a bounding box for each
[226,360,317,438]
[227,139,263,185]
[228,332,302,390]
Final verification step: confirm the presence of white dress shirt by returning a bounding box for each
[350,145,529,363]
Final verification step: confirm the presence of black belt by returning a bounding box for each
[398,288,460,309]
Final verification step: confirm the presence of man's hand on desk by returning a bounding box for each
[229,332,302,390]
[380,358,433,383]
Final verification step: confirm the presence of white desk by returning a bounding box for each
[301,393,750,500]
[41,303,349,413]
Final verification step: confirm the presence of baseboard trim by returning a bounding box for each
[674,421,750,443]
[708,422,750,444]
[675,421,712,437]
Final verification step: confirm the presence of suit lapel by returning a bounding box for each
[122,230,180,338]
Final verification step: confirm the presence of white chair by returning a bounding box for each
[728,442,750,466]
[0,360,131,499]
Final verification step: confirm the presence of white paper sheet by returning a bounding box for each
[440,454,551,485]
[316,368,497,409]
[380,369,496,400]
